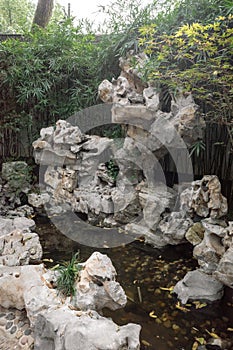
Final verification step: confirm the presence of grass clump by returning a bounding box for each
[55,251,82,297]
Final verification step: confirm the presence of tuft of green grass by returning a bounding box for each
[55,252,82,297]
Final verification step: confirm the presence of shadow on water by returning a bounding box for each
[35,215,233,350]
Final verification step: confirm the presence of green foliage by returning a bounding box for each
[153,0,231,34]
[0,18,100,141]
[96,0,155,80]
[189,140,206,157]
[106,159,119,182]
[0,0,35,33]
[138,15,233,123]
[56,252,82,297]
[0,0,64,33]
[103,124,126,139]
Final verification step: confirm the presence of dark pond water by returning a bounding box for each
[35,216,233,350]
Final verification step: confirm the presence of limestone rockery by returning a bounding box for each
[30,52,233,305]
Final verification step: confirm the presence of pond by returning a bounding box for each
[35,215,233,350]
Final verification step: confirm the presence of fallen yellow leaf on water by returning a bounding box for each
[50,264,59,270]
[160,286,174,292]
[175,301,190,312]
[227,327,233,332]
[192,341,199,350]
[193,301,207,309]
[142,340,151,346]
[149,310,158,318]
[195,337,206,345]
[43,258,54,263]
[205,329,220,339]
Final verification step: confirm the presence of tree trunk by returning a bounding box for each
[32,0,54,29]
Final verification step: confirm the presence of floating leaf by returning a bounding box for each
[192,341,199,350]
[175,301,190,312]
[50,264,60,270]
[193,301,207,309]
[43,258,54,263]
[205,329,220,339]
[149,310,158,318]
[195,337,206,345]
[160,286,174,292]
[142,340,151,346]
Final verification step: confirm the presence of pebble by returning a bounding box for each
[18,314,26,321]
[20,336,28,346]
[163,320,171,328]
[0,318,6,326]
[24,329,32,335]
[16,330,23,339]
[6,313,15,320]
[18,321,25,328]
[5,322,13,330]
[21,324,29,332]
[10,326,17,334]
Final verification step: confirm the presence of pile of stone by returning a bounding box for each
[30,52,233,305]
[173,175,231,304]
[0,213,141,349]
[0,252,140,350]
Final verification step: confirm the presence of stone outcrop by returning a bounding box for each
[0,216,42,266]
[0,252,141,350]
[72,252,127,311]
[180,175,228,218]
[31,52,233,304]
[34,309,141,350]
[31,50,205,248]
[173,177,230,303]
[173,269,224,304]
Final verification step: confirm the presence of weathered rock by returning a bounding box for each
[13,217,35,231]
[72,187,114,215]
[98,79,114,103]
[139,184,176,231]
[173,269,224,304]
[0,253,141,350]
[214,247,233,288]
[72,252,127,311]
[34,309,141,350]
[119,51,148,93]
[143,87,160,111]
[125,222,167,248]
[180,175,228,219]
[112,104,155,130]
[40,126,54,142]
[0,218,14,236]
[0,266,25,310]
[222,221,233,249]
[159,212,193,245]
[77,135,113,186]
[0,216,35,235]
[201,218,227,237]
[193,230,225,274]
[28,192,50,208]
[54,119,84,146]
[185,222,205,246]
[0,229,42,266]
[112,188,140,224]
[7,204,34,218]
[0,265,61,317]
